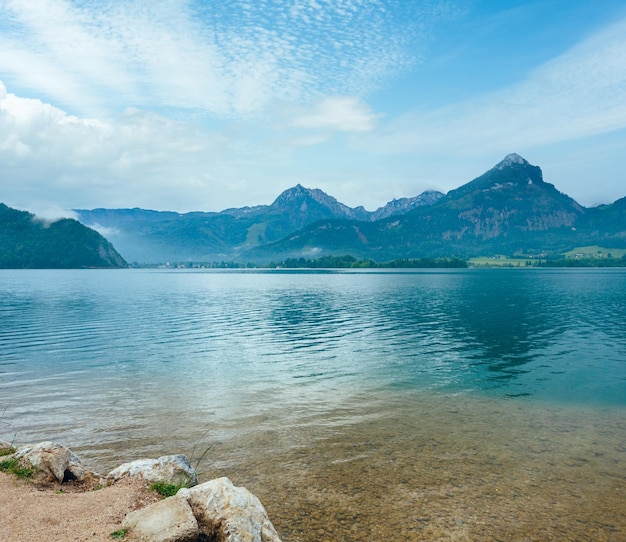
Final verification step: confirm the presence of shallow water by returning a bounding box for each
[1,268,625,540]
[77,390,626,541]
[214,393,626,541]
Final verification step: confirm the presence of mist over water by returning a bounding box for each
[1,268,625,540]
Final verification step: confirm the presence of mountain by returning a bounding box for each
[370,190,445,220]
[75,185,443,263]
[267,184,371,221]
[413,153,586,254]
[0,203,127,268]
[247,154,624,261]
[73,154,625,264]
[579,195,626,245]
[72,207,233,263]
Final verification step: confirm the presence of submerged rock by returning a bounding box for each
[107,454,198,487]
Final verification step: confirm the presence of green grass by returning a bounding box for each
[0,446,16,457]
[563,246,626,259]
[0,456,36,479]
[244,222,267,246]
[469,256,538,267]
[109,528,129,539]
[149,481,186,498]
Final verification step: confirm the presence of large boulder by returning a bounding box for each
[122,494,199,542]
[122,477,282,542]
[107,454,198,487]
[180,477,282,542]
[14,441,93,483]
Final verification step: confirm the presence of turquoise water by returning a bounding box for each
[1,268,625,438]
[2,268,625,400]
[1,268,625,540]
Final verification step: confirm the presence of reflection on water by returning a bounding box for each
[2,269,625,404]
[1,269,625,540]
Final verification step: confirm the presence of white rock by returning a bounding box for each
[181,477,282,542]
[14,441,89,483]
[122,494,199,542]
[107,454,198,487]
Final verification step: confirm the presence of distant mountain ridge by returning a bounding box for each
[369,190,445,220]
[0,203,127,268]
[216,184,444,222]
[75,185,444,263]
[74,154,626,264]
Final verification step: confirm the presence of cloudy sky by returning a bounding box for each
[1,0,626,217]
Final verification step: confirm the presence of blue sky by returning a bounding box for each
[1,0,625,217]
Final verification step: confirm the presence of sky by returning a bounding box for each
[1,0,626,218]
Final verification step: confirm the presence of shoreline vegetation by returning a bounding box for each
[130,248,626,269]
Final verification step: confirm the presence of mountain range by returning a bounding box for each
[75,185,444,263]
[74,154,626,264]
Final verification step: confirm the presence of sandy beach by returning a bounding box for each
[0,472,159,542]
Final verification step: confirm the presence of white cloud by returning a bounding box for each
[86,223,120,238]
[28,203,78,222]
[0,83,244,211]
[0,0,137,114]
[0,0,437,117]
[3,80,382,212]
[291,96,380,133]
[368,15,626,155]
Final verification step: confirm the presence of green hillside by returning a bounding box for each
[0,203,127,268]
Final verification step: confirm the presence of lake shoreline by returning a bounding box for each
[3,397,625,541]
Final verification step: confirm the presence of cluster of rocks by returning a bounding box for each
[0,439,282,542]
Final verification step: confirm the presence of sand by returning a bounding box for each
[0,472,159,542]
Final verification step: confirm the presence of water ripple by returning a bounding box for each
[1,268,626,448]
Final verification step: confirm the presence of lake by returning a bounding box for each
[1,268,625,540]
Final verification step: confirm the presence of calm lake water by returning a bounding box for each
[1,268,625,540]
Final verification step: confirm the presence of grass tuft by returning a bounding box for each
[0,456,36,479]
[191,443,212,472]
[149,480,186,498]
[0,446,16,457]
[109,528,129,539]
[188,428,213,471]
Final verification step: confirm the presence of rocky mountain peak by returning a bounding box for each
[271,184,370,221]
[495,153,530,169]
[447,153,546,201]
[272,184,309,204]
